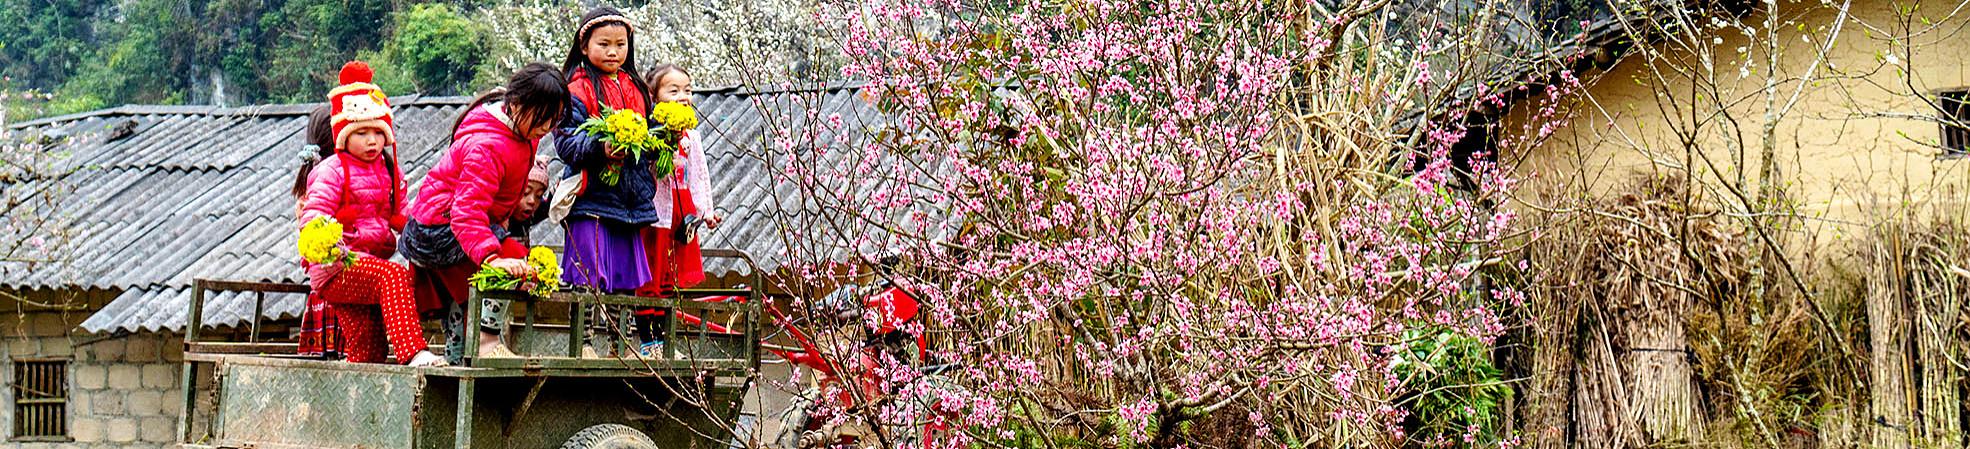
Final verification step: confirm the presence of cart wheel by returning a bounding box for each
[560,423,658,449]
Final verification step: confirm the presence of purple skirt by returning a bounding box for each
[562,218,651,292]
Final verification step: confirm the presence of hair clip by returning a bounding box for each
[300,145,323,164]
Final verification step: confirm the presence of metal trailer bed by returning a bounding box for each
[175,249,766,449]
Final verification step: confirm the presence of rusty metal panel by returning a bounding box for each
[671,333,752,361]
[215,362,419,448]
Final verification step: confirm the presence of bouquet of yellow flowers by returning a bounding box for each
[297,216,357,266]
[646,102,698,178]
[576,104,699,185]
[469,247,563,298]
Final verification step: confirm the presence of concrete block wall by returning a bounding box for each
[4,293,183,449]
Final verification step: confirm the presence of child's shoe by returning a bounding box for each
[478,341,518,358]
[635,341,664,359]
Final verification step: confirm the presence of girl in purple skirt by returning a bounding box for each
[553,7,658,294]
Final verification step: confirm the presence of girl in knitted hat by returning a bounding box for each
[552,7,660,306]
[297,61,444,366]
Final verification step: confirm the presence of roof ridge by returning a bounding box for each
[8,95,490,131]
[9,82,878,131]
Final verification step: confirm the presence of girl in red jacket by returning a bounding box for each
[553,7,660,297]
[296,61,443,366]
[400,63,570,363]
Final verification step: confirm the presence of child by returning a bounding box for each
[474,155,557,346]
[400,63,570,363]
[632,64,720,350]
[509,155,556,246]
[293,106,338,359]
[554,7,660,297]
[296,61,443,366]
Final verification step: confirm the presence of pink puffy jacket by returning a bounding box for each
[406,103,537,264]
[299,152,405,286]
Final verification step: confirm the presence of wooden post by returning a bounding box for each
[523,298,536,351]
[568,297,586,359]
[464,288,481,367]
[616,308,632,356]
[181,281,205,443]
[249,291,264,343]
[455,378,476,449]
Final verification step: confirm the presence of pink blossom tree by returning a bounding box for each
[741,0,1585,446]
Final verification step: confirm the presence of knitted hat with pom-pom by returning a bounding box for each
[327,61,396,150]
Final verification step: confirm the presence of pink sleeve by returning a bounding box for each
[298,159,343,227]
[448,145,505,263]
[686,132,717,221]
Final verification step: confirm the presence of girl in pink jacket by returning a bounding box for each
[399,63,570,363]
[297,62,443,366]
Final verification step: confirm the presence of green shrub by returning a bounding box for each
[1393,327,1514,446]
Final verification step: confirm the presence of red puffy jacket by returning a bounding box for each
[406,103,538,264]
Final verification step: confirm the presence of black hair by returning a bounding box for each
[291,106,335,199]
[560,7,651,110]
[454,63,571,139]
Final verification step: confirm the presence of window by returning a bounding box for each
[1411,116,1498,191]
[1937,90,1970,156]
[10,359,68,441]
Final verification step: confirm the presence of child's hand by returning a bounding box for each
[488,258,536,278]
[703,215,721,229]
[603,142,625,160]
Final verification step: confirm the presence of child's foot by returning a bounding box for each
[407,351,448,367]
[478,342,518,358]
[476,332,516,358]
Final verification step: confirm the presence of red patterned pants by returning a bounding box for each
[319,257,424,364]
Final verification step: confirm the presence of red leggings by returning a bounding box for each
[319,257,424,364]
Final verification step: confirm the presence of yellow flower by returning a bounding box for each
[526,246,562,296]
[602,109,650,148]
[528,247,560,277]
[297,217,347,265]
[650,102,698,131]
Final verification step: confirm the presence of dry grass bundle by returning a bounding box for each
[1513,176,1724,448]
[1856,215,1969,448]
[1510,176,1860,449]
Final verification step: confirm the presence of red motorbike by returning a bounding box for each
[671,282,959,449]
